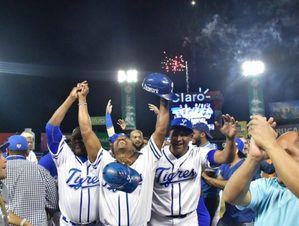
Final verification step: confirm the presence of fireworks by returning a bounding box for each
[161,51,186,73]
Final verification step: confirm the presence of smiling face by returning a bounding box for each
[170,127,193,156]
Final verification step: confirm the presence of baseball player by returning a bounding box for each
[149,115,237,226]
[46,81,100,226]
[77,77,171,226]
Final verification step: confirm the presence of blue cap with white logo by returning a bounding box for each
[142,73,177,101]
[7,135,28,151]
[170,117,193,133]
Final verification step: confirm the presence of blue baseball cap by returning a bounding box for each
[235,137,245,156]
[7,135,28,151]
[170,117,193,134]
[193,122,213,139]
[109,133,128,143]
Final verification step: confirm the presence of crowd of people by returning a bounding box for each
[0,79,298,226]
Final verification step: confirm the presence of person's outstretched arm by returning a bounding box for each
[105,99,116,137]
[248,115,299,197]
[46,85,79,154]
[78,82,101,162]
[223,139,262,206]
[212,114,237,165]
[151,98,169,150]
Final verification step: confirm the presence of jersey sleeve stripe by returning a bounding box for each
[149,139,161,160]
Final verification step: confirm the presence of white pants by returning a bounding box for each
[148,211,198,226]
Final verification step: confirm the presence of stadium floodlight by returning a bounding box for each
[241,60,265,77]
[118,70,126,83]
[117,69,138,83]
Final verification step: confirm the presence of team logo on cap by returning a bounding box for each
[180,119,188,126]
[143,84,159,94]
[16,144,22,149]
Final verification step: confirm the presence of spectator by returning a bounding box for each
[4,135,58,226]
[192,122,220,226]
[21,131,38,164]
[223,115,299,225]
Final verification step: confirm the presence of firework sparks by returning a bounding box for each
[161,51,186,73]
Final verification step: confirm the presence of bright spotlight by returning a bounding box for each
[117,69,138,83]
[191,0,196,6]
[127,69,138,83]
[118,70,126,83]
[241,60,265,77]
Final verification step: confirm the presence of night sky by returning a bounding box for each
[0,0,298,139]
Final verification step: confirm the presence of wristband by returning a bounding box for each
[105,113,113,127]
[78,102,87,106]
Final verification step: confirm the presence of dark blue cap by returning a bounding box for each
[7,135,28,151]
[170,117,193,133]
[193,122,213,139]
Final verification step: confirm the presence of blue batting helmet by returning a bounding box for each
[142,73,177,101]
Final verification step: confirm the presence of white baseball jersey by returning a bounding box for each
[50,136,100,224]
[97,136,161,226]
[151,143,216,217]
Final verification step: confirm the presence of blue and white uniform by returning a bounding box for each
[46,123,100,226]
[97,136,160,226]
[149,143,218,226]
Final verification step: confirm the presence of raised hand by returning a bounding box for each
[106,99,113,114]
[148,103,160,115]
[69,86,79,101]
[77,81,89,99]
[248,138,268,162]
[216,114,237,139]
[117,119,127,131]
[247,115,277,151]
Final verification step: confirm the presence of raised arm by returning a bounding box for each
[248,115,299,197]
[152,98,169,150]
[77,82,101,162]
[105,99,116,137]
[46,85,79,154]
[223,139,264,206]
[213,114,237,164]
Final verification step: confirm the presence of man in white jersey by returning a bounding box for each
[46,81,100,226]
[149,114,237,226]
[76,82,169,226]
